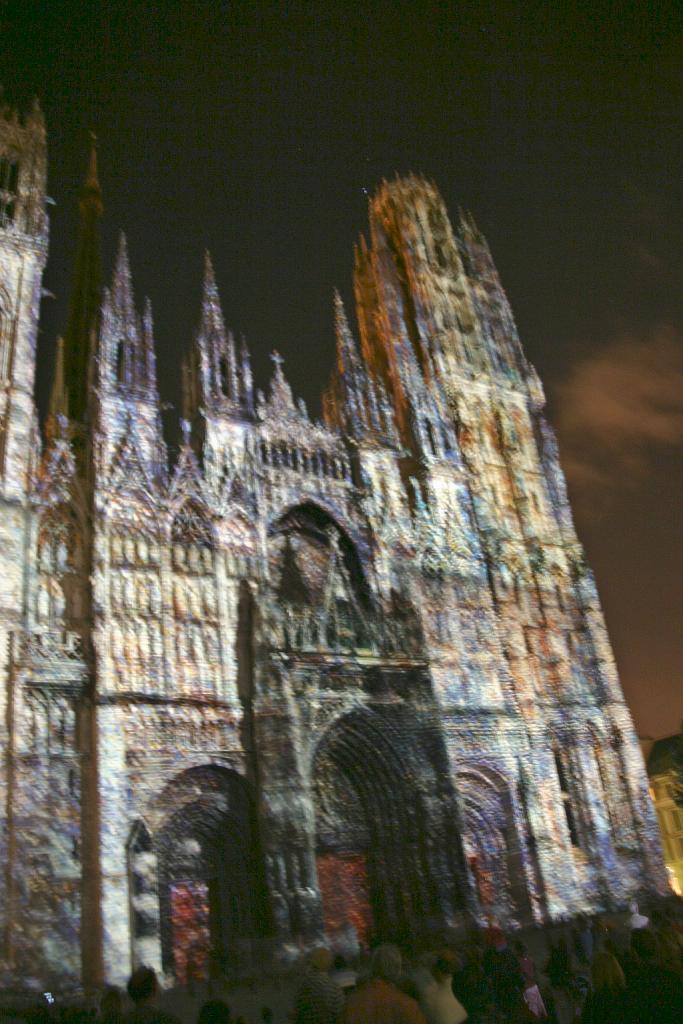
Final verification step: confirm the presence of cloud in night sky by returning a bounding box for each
[555,327,683,502]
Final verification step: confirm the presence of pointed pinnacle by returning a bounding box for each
[112,232,134,314]
[203,249,219,296]
[80,131,103,215]
[142,297,156,369]
[333,288,346,322]
[333,289,359,368]
[85,132,100,189]
[29,96,45,127]
[199,249,225,342]
[48,336,67,424]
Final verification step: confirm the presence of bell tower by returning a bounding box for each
[0,97,48,498]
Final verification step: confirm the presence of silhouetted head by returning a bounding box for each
[100,987,123,1018]
[198,1000,231,1024]
[126,966,158,1004]
[431,951,457,982]
[631,928,659,964]
[309,947,333,972]
[370,944,402,985]
[591,951,625,992]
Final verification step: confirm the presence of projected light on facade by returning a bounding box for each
[0,100,668,991]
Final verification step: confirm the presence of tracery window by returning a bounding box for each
[109,525,163,693]
[554,748,581,849]
[171,504,221,696]
[35,508,81,624]
[591,729,634,848]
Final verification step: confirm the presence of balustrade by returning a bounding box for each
[268,604,422,659]
[258,438,351,483]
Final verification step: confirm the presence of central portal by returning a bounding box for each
[313,708,448,951]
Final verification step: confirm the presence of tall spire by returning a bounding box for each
[199,249,226,343]
[46,336,67,439]
[111,232,135,320]
[334,289,360,374]
[63,133,103,424]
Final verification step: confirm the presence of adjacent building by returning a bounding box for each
[643,732,683,896]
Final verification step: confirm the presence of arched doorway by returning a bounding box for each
[456,765,531,926]
[150,767,264,980]
[312,708,457,951]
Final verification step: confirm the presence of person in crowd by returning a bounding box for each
[124,967,180,1024]
[623,927,683,1023]
[451,943,490,1023]
[579,951,627,1024]
[342,943,427,1024]
[513,940,547,1020]
[198,1001,231,1024]
[99,988,124,1024]
[330,954,357,992]
[292,947,344,1024]
[482,928,527,1021]
[415,951,468,1024]
[544,935,577,1024]
[574,918,594,966]
[654,922,683,978]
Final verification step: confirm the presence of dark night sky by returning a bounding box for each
[2,2,682,738]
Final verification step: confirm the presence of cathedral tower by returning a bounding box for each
[0,98,46,495]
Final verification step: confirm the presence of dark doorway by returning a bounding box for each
[312,708,451,949]
[155,767,264,979]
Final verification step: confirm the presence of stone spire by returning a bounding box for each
[192,251,253,416]
[110,232,135,322]
[46,336,67,438]
[198,250,227,348]
[333,289,361,375]
[63,133,103,424]
[324,290,399,445]
[99,234,159,398]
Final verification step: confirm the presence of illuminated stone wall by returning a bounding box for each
[0,108,669,992]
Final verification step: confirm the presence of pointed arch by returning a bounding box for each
[312,706,464,947]
[127,820,162,971]
[455,763,530,925]
[149,766,266,980]
[269,501,369,603]
[587,722,635,849]
[35,503,84,624]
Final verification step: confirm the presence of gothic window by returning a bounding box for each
[591,729,633,848]
[269,503,373,655]
[36,508,80,624]
[171,504,221,696]
[219,356,230,397]
[116,340,126,384]
[554,748,581,848]
[109,525,163,692]
[425,420,438,457]
[0,156,19,225]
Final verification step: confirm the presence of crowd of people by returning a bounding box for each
[6,899,683,1024]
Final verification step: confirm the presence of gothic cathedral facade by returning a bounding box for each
[0,101,668,991]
